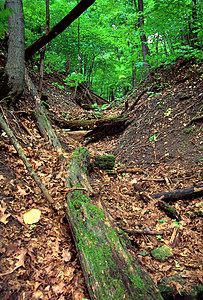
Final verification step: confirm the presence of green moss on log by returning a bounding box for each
[94,154,115,170]
[66,190,162,299]
[65,148,163,299]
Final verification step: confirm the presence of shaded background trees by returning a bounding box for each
[1,0,202,101]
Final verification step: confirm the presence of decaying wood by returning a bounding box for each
[151,185,203,202]
[65,147,163,300]
[0,113,54,208]
[186,114,203,126]
[169,227,180,248]
[84,116,132,144]
[49,116,98,130]
[127,88,148,112]
[133,184,180,220]
[158,199,181,221]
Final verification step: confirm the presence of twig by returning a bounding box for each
[171,103,195,120]
[186,115,203,126]
[124,228,163,235]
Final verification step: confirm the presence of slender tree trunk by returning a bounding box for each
[134,0,150,78]
[162,38,168,57]
[77,10,82,73]
[38,0,50,98]
[0,0,25,109]
[132,61,137,87]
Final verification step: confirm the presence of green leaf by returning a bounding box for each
[140,250,147,256]
[157,235,162,239]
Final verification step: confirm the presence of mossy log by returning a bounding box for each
[25,68,62,153]
[49,116,98,130]
[65,147,163,300]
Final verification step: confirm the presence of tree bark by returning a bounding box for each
[65,147,163,300]
[25,69,62,153]
[38,0,50,98]
[0,0,25,109]
[25,0,96,61]
[134,0,150,77]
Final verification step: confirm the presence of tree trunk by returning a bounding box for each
[134,0,150,77]
[38,0,50,98]
[65,147,163,300]
[0,0,25,109]
[25,0,96,61]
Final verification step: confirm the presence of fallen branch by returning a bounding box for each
[171,103,195,120]
[84,116,132,144]
[126,88,148,112]
[186,114,203,126]
[151,185,203,202]
[0,114,55,208]
[133,184,181,220]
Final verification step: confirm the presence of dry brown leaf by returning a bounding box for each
[0,175,6,181]
[14,248,27,269]
[16,185,27,196]
[0,201,10,224]
[0,248,27,276]
[52,282,65,294]
[62,248,71,262]
[172,281,182,295]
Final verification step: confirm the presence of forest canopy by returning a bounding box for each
[1,0,203,100]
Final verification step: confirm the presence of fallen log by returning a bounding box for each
[84,116,132,144]
[65,147,163,300]
[151,185,203,202]
[25,69,63,154]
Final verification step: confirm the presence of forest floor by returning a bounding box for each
[0,58,202,299]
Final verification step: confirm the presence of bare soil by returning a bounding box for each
[0,59,202,299]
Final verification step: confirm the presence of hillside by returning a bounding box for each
[0,58,202,299]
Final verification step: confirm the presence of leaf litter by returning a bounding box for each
[0,59,202,299]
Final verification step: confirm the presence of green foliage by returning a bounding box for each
[0,0,12,38]
[91,103,107,113]
[63,72,87,87]
[22,0,203,99]
[52,82,65,89]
